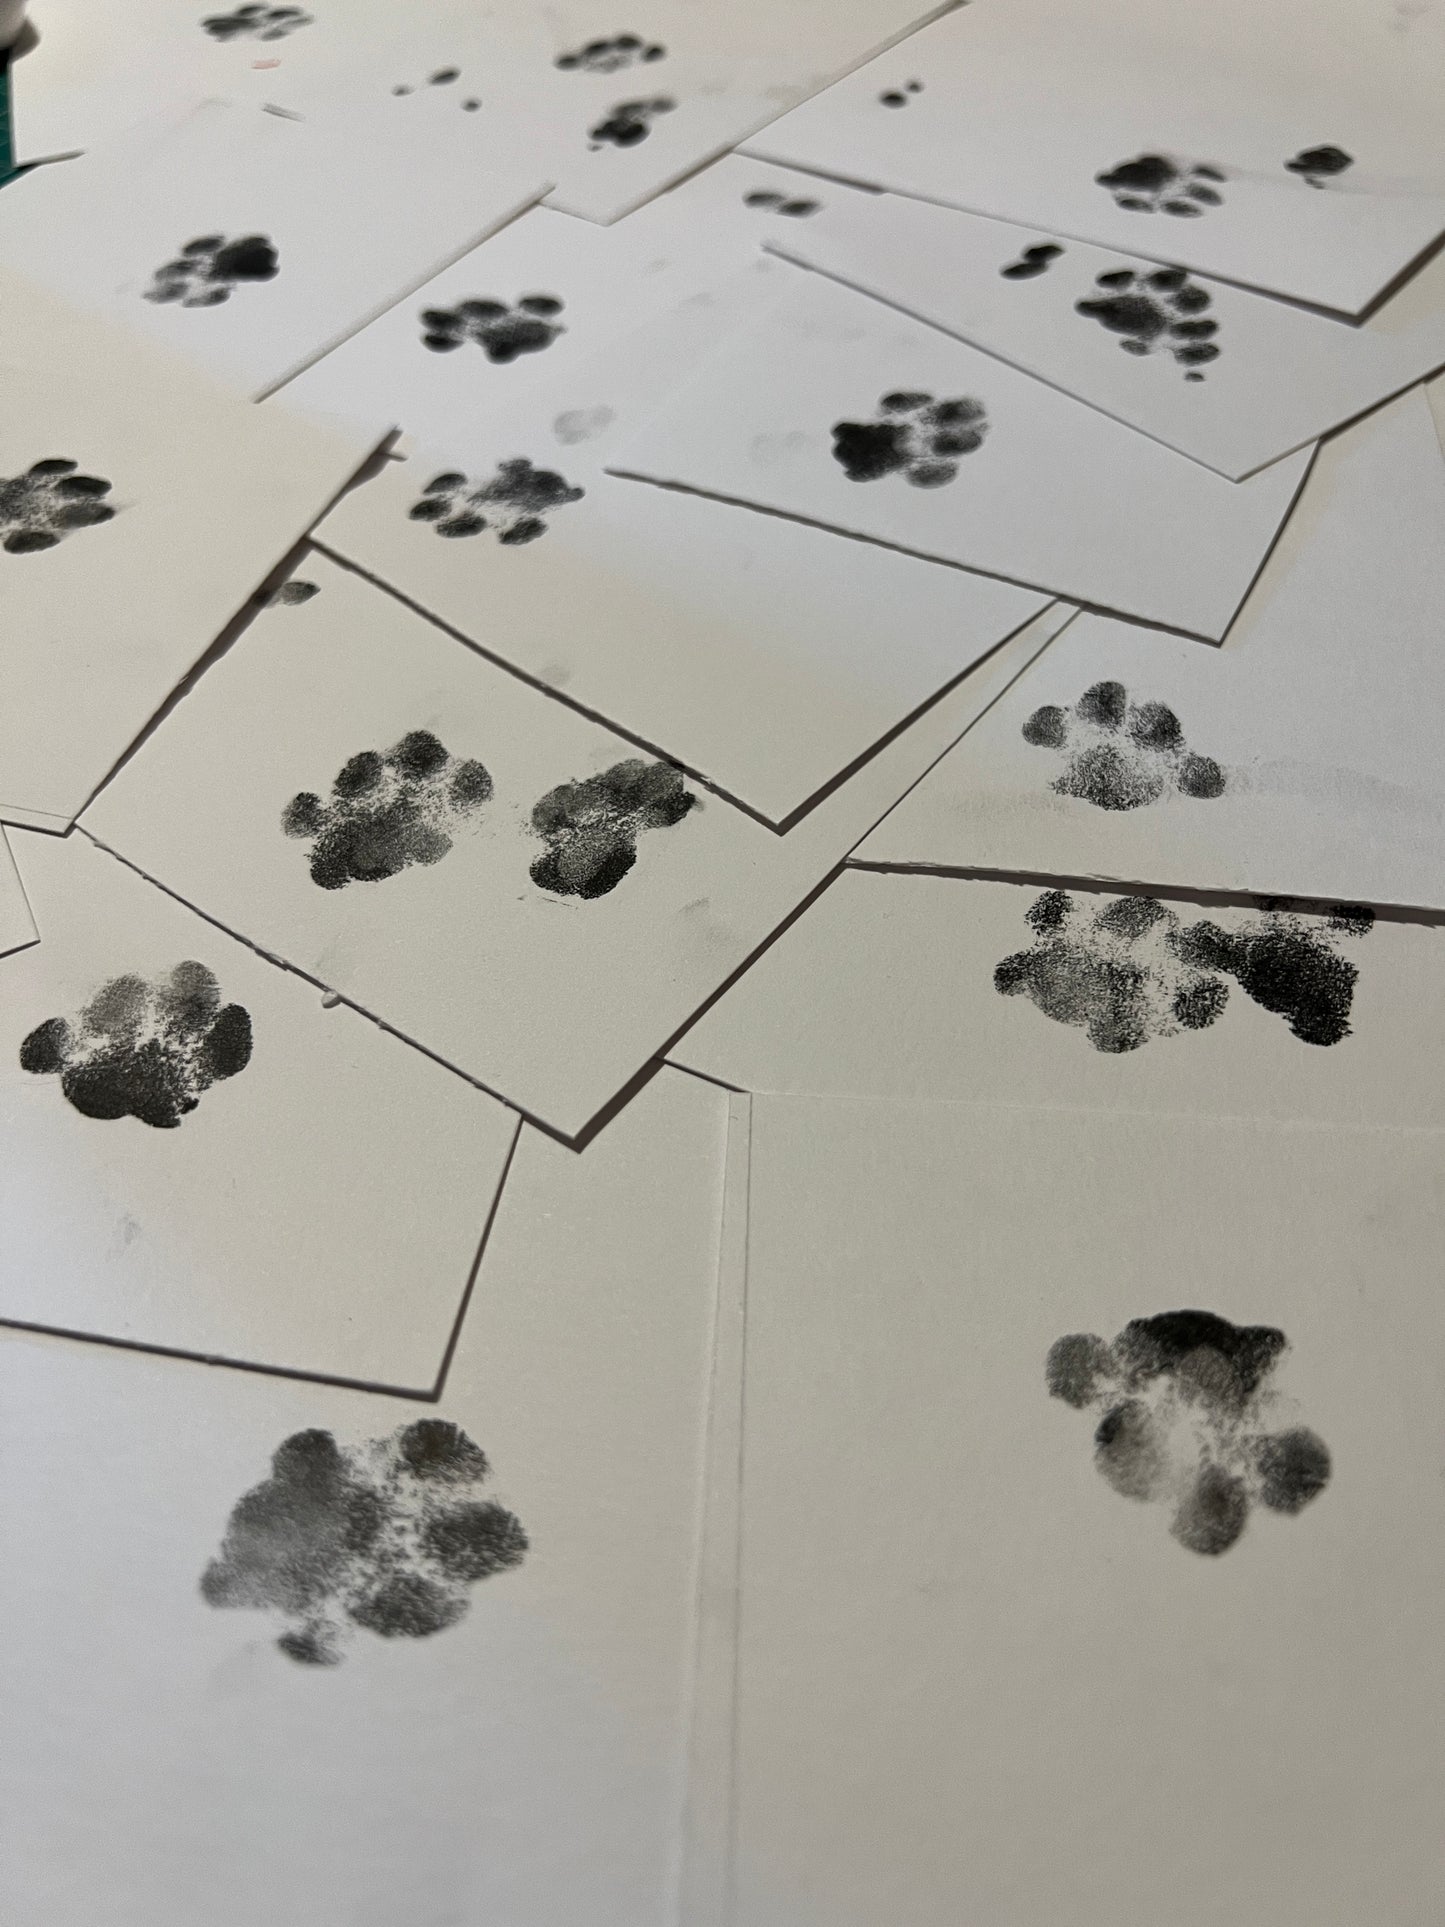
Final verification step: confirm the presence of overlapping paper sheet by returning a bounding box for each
[855,386,1445,913]
[767,183,1445,478]
[701,1092,1445,1926]
[607,264,1312,640]
[1,1066,729,1927]
[0,267,380,832]
[0,829,37,959]
[301,160,1051,825]
[0,97,547,397]
[0,827,519,1389]
[744,0,1445,313]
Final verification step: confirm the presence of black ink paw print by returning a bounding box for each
[1170,899,1374,1048]
[20,962,253,1129]
[744,188,821,217]
[1075,267,1219,378]
[556,33,666,73]
[1000,241,1063,279]
[145,233,279,308]
[1286,145,1353,187]
[283,729,493,890]
[392,67,482,110]
[202,1420,528,1665]
[588,96,675,147]
[830,391,989,488]
[0,458,117,554]
[1096,154,1225,217]
[408,458,584,544]
[420,295,565,362]
[530,758,697,899]
[1022,679,1225,808]
[879,79,923,106]
[201,3,312,41]
[1047,1310,1331,1556]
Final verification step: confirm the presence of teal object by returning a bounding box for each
[0,54,13,183]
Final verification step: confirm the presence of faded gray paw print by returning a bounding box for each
[830,391,988,487]
[1022,680,1225,809]
[0,458,117,554]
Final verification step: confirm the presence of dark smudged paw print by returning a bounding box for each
[1023,680,1225,809]
[831,391,988,488]
[420,295,564,362]
[201,3,312,41]
[283,730,493,890]
[0,458,116,553]
[1000,241,1063,279]
[588,96,675,147]
[201,1420,528,1665]
[1286,144,1353,187]
[744,188,821,217]
[530,758,697,898]
[556,33,666,72]
[1075,267,1219,378]
[145,233,279,308]
[20,962,253,1129]
[1096,154,1225,216]
[995,888,1373,1053]
[879,79,923,106]
[1047,1310,1331,1556]
[409,459,584,543]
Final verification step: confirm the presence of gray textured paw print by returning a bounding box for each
[1022,679,1225,809]
[830,391,988,488]
[0,458,117,553]
[408,459,584,543]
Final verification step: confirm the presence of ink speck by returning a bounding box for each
[530,758,697,898]
[270,577,319,605]
[1096,153,1225,217]
[1286,145,1354,187]
[553,405,616,445]
[408,459,583,543]
[145,233,279,307]
[419,294,565,362]
[588,96,675,147]
[879,79,923,106]
[1075,266,1219,377]
[283,730,493,889]
[556,33,666,73]
[1000,241,1064,279]
[201,3,312,42]
[0,458,117,553]
[1022,680,1226,807]
[744,189,820,217]
[831,391,988,487]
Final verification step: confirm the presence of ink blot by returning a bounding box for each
[1000,241,1064,279]
[20,962,252,1128]
[588,96,675,147]
[0,458,116,554]
[744,189,821,217]
[1047,1311,1331,1555]
[408,459,584,543]
[419,294,565,362]
[270,577,319,605]
[201,1420,528,1664]
[1022,680,1226,808]
[1096,154,1225,217]
[556,33,666,72]
[144,233,279,308]
[553,406,616,445]
[283,730,493,890]
[530,758,697,898]
[879,79,923,106]
[830,391,988,487]
[1286,145,1354,187]
[1075,266,1219,378]
[201,3,312,41]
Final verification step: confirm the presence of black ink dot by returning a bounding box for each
[0,458,117,553]
[879,78,923,106]
[1286,144,1353,187]
[530,758,696,899]
[1000,241,1064,279]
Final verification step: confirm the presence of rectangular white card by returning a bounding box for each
[727,1093,1445,1925]
[0,826,519,1390]
[0,828,37,959]
[855,386,1445,913]
[607,265,1312,641]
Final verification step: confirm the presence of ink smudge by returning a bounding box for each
[830,391,988,487]
[1075,266,1219,378]
[0,459,117,553]
[420,295,565,362]
[744,189,821,217]
[270,577,319,605]
[1171,901,1374,1047]
[200,3,312,42]
[1000,241,1064,279]
[1286,145,1354,187]
[201,1420,528,1664]
[408,459,584,543]
[588,96,675,147]
[530,758,697,898]
[392,66,482,108]
[556,33,666,72]
[20,962,252,1128]
[1022,680,1226,808]
[144,233,279,308]
[1096,153,1225,216]
[879,79,923,106]
[553,405,616,445]
[283,730,493,889]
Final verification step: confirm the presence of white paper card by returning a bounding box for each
[608,266,1311,640]
[0,827,519,1389]
[0,827,37,959]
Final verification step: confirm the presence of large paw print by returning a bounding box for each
[588,96,675,148]
[830,391,989,488]
[1047,1310,1331,1556]
[420,295,565,363]
[1286,144,1353,187]
[556,33,665,72]
[0,458,117,554]
[1096,154,1225,217]
[408,458,584,543]
[145,233,279,308]
[530,758,697,898]
[202,1420,528,1665]
[20,962,253,1129]
[1022,680,1225,809]
[282,729,493,890]
[201,3,312,41]
[1074,267,1219,379]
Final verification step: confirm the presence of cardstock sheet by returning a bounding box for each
[607,266,1313,641]
[742,0,1445,314]
[0,828,38,959]
[0,827,519,1390]
[80,556,1070,1139]
[0,268,380,832]
[856,386,1445,912]
[728,1093,1445,1927]
[0,98,548,399]
[768,186,1445,479]
[1,1064,730,1927]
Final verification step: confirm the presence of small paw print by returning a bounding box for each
[530,759,697,899]
[1022,680,1225,808]
[879,79,923,106]
[588,96,675,147]
[1000,241,1063,279]
[419,295,565,362]
[1075,266,1219,378]
[201,3,312,41]
[408,459,584,544]
[556,33,666,73]
[830,391,989,488]
[1096,153,1225,216]
[0,458,117,554]
[1285,144,1354,187]
[145,233,279,308]
[744,188,820,217]
[20,962,253,1128]
[283,730,493,890]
